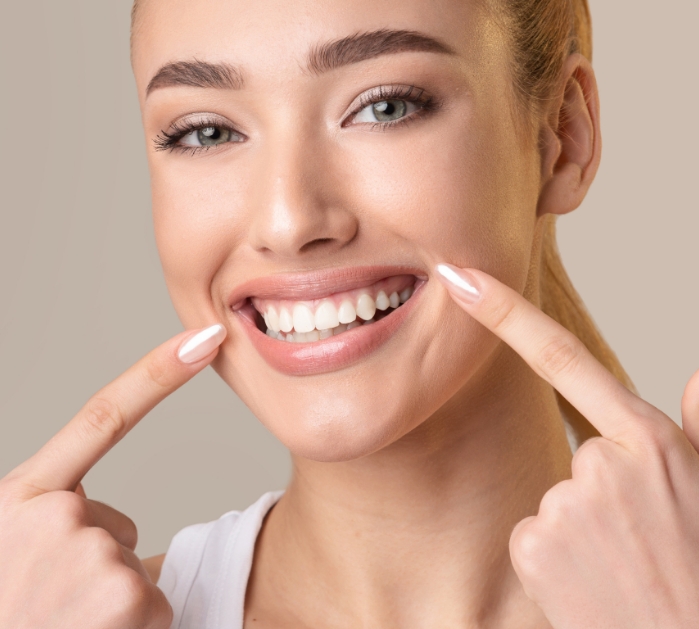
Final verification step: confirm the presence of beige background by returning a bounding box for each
[0,1,697,559]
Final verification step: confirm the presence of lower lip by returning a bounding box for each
[234,281,425,376]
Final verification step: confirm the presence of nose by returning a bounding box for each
[246,124,358,259]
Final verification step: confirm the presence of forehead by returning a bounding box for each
[132,0,502,93]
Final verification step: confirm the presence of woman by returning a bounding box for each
[1,0,698,627]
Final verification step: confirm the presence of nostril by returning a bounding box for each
[299,237,335,254]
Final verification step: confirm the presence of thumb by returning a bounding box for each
[681,368,699,453]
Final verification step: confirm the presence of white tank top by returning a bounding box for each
[157,490,284,629]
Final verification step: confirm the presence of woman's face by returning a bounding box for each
[133,0,543,461]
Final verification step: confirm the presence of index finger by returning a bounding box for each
[10,324,226,495]
[436,264,650,441]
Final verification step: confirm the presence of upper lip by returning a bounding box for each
[228,265,426,310]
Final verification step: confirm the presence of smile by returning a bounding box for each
[253,275,415,342]
[229,267,425,376]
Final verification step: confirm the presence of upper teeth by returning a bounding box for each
[254,284,414,339]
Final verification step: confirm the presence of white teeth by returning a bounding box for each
[279,307,294,333]
[266,306,280,332]
[338,299,357,324]
[375,291,390,311]
[315,300,339,330]
[356,294,377,320]
[291,330,320,343]
[263,281,415,340]
[293,303,316,334]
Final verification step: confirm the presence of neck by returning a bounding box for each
[247,346,572,629]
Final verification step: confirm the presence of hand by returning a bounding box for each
[436,264,699,628]
[0,324,226,629]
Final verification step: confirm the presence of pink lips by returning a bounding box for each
[229,266,426,376]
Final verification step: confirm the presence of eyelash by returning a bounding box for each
[153,117,230,155]
[346,84,438,131]
[154,84,439,155]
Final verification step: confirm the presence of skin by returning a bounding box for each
[133,0,572,624]
[1,0,698,627]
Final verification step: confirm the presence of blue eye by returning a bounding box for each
[354,99,419,124]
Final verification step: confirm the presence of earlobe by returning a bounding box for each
[537,55,601,217]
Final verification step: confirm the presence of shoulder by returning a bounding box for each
[142,553,166,584]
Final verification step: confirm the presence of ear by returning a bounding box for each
[537,54,601,217]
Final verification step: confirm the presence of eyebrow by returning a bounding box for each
[146,29,455,97]
[306,29,456,75]
[146,60,244,96]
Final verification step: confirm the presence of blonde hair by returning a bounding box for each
[541,217,634,443]
[502,0,634,442]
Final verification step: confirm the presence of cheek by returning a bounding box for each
[149,159,248,326]
[335,112,538,286]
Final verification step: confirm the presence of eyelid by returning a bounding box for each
[167,112,236,132]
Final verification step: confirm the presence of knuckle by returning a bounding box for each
[538,335,582,379]
[160,601,175,629]
[84,526,123,562]
[511,524,548,581]
[636,416,682,454]
[148,589,174,628]
[110,568,167,626]
[122,516,139,550]
[537,482,578,524]
[90,500,139,550]
[43,491,90,529]
[81,396,127,443]
[571,437,615,481]
[119,514,139,550]
[120,569,149,602]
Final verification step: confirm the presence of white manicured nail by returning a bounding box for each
[178,324,227,364]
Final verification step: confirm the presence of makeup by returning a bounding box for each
[230,267,426,376]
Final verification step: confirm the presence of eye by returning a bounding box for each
[180,125,244,147]
[353,99,419,124]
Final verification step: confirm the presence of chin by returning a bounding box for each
[243,378,421,463]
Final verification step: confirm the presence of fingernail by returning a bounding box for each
[177,324,227,364]
[435,264,481,303]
